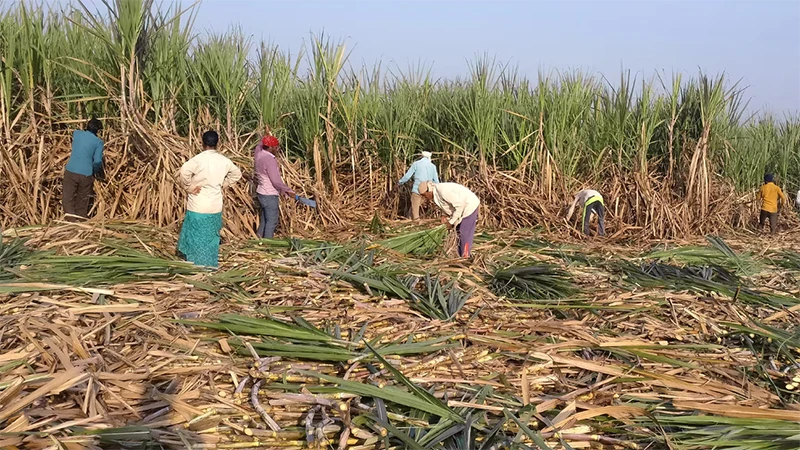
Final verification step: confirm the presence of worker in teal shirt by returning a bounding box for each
[399,151,440,220]
[63,118,104,221]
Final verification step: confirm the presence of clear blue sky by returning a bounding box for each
[55,0,800,115]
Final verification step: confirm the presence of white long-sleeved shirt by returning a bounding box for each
[566,189,603,221]
[179,150,242,214]
[431,182,480,226]
[796,190,800,209]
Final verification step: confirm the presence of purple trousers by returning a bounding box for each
[456,209,478,257]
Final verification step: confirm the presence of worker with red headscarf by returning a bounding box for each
[254,135,294,238]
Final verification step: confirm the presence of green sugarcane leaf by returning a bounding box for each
[298,370,460,421]
[363,340,460,422]
[369,415,427,450]
[503,409,553,450]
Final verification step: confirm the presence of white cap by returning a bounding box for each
[421,151,432,159]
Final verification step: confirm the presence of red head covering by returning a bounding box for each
[262,135,280,148]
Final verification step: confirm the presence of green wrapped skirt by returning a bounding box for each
[177,210,223,268]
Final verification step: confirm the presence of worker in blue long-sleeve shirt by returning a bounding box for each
[398,151,440,220]
[63,118,104,221]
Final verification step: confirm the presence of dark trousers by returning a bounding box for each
[759,210,778,234]
[583,201,605,236]
[257,194,280,238]
[62,170,94,221]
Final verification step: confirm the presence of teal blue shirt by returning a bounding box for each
[65,130,104,177]
[399,158,440,194]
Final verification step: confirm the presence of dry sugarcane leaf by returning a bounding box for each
[0,368,89,422]
[549,405,647,431]
[672,401,800,421]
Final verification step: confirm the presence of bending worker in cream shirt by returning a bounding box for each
[419,181,480,258]
[177,130,242,268]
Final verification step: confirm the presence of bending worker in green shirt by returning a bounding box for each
[63,118,104,222]
[566,189,605,237]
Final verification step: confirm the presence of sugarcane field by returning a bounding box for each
[1,1,799,449]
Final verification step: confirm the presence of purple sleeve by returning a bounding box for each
[265,155,292,194]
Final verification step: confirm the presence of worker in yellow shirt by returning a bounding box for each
[758,173,789,234]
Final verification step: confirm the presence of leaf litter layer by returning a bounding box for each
[0,221,799,450]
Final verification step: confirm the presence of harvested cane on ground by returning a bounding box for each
[490,264,578,300]
[378,226,448,256]
[1,221,799,450]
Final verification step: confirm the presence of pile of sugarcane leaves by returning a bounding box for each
[0,235,254,298]
[330,250,473,322]
[176,314,646,450]
[618,239,799,310]
[2,224,800,450]
[249,225,472,321]
[489,264,578,301]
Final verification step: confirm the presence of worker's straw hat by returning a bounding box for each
[421,151,432,159]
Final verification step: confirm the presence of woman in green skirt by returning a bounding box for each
[177,131,242,267]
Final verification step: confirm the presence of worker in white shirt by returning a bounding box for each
[796,188,800,209]
[177,130,242,268]
[566,189,605,237]
[419,181,480,258]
